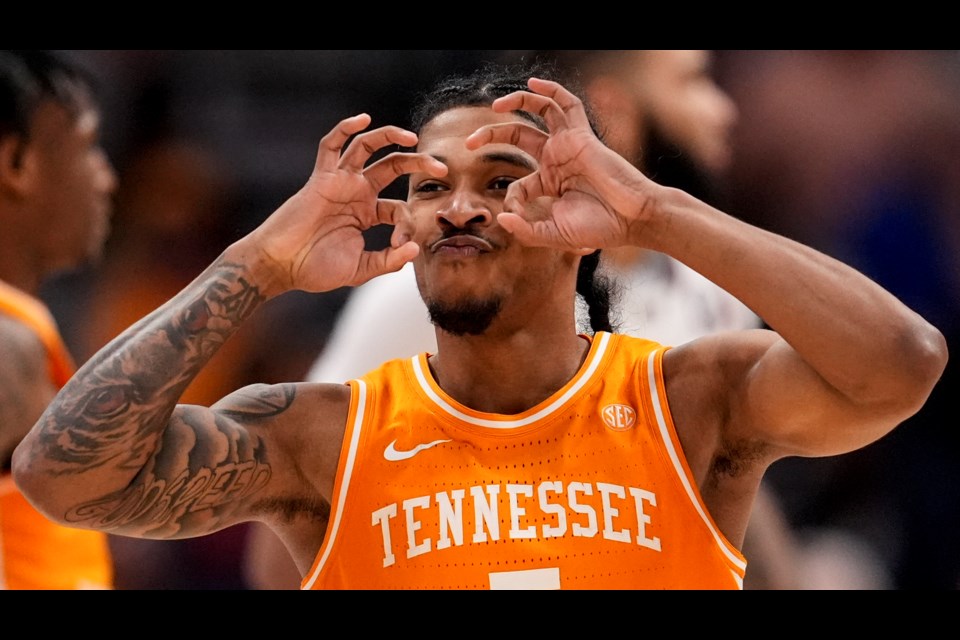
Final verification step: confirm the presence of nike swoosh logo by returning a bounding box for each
[383,438,452,462]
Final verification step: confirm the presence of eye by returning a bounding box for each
[413,181,446,194]
[489,177,516,191]
[85,386,133,420]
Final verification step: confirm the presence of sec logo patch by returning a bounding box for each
[601,404,636,431]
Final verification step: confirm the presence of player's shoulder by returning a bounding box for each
[663,328,779,377]
[355,353,417,385]
[295,379,354,401]
[605,330,668,352]
[213,380,352,423]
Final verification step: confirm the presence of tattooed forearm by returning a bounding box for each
[33,259,266,475]
[173,275,264,356]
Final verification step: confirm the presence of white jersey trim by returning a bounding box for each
[645,349,748,577]
[411,332,611,429]
[302,380,368,590]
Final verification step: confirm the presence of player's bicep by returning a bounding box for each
[96,383,300,540]
[738,334,897,457]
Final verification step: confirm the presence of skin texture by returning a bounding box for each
[12,78,948,581]
[0,97,116,469]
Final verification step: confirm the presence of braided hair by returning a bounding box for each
[410,60,619,335]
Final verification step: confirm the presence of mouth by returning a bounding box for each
[429,234,494,257]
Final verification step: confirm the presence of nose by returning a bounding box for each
[713,86,739,130]
[95,147,119,197]
[435,188,492,230]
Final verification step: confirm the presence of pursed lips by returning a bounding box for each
[430,235,494,257]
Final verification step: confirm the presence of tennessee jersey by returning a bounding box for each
[0,281,114,590]
[303,331,746,590]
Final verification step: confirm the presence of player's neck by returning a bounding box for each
[429,322,590,415]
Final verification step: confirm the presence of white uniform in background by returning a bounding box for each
[306,254,760,384]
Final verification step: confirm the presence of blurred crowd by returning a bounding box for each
[39,50,960,590]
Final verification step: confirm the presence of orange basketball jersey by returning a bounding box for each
[0,281,113,590]
[303,331,746,590]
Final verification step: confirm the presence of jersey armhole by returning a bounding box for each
[640,346,748,583]
[301,378,370,589]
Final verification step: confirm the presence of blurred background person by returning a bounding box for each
[714,49,960,589]
[57,90,342,590]
[67,133,258,589]
[0,49,117,589]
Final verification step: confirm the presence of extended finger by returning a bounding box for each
[354,242,420,286]
[497,213,590,254]
[363,152,446,194]
[504,173,548,213]
[465,122,548,158]
[496,212,545,247]
[378,200,418,250]
[316,114,372,172]
[339,126,419,172]
[493,81,592,132]
[375,198,412,227]
[491,91,568,132]
[527,78,592,130]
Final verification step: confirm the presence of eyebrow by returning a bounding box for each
[430,151,536,172]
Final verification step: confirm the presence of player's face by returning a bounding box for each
[29,99,117,270]
[406,106,567,334]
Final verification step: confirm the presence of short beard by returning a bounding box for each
[641,121,719,205]
[426,297,503,336]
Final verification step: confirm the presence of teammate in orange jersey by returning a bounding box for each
[13,61,947,589]
[0,50,117,589]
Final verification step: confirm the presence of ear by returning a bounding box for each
[0,134,38,196]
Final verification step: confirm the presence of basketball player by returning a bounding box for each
[244,50,782,590]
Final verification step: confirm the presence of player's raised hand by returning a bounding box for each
[466,78,658,253]
[245,113,447,295]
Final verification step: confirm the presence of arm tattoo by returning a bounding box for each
[64,405,273,537]
[32,260,266,476]
[216,384,296,420]
[64,385,306,536]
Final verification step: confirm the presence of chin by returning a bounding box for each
[426,295,502,337]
